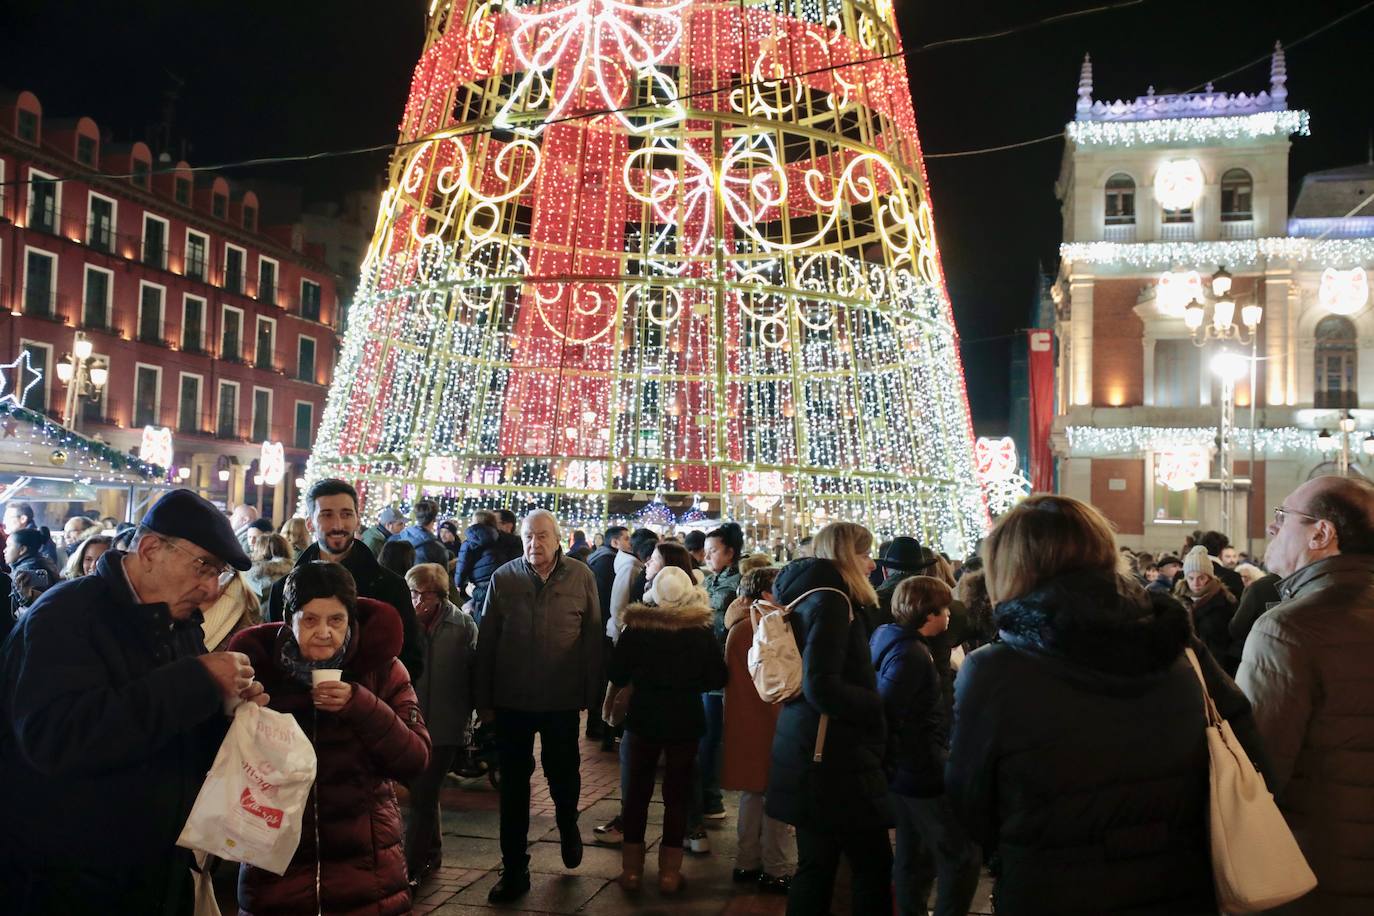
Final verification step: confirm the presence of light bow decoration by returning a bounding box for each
[304,0,988,552]
[0,351,43,409]
[1318,267,1370,316]
[1154,447,1209,493]
[1154,159,1205,212]
[1156,270,1205,316]
[259,441,286,487]
[140,426,174,472]
[974,437,1031,517]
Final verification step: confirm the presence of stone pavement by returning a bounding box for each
[214,718,997,914]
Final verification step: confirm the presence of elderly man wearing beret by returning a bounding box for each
[0,488,269,916]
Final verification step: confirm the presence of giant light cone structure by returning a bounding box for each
[307,0,988,551]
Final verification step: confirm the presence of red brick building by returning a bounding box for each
[0,89,341,520]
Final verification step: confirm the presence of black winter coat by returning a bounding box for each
[1189,587,1240,675]
[0,550,225,915]
[765,558,892,832]
[947,573,1269,915]
[608,598,727,743]
[586,545,618,625]
[871,623,946,797]
[266,542,425,680]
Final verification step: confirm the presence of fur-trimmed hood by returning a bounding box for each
[250,556,295,580]
[995,571,1192,677]
[620,595,713,632]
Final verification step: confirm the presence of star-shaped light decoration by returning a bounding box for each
[0,352,43,409]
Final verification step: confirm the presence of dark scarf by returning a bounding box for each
[277,626,353,686]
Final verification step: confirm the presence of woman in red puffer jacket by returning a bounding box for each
[229,561,431,915]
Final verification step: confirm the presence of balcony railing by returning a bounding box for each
[1219,219,1255,240]
[1103,223,1137,242]
[1160,222,1196,241]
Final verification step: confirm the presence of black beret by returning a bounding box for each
[140,489,252,571]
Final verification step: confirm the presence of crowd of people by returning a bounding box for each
[1,473,1372,915]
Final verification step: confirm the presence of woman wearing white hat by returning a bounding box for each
[1174,544,1241,674]
[605,565,728,894]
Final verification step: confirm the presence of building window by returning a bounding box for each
[142,214,168,268]
[1105,173,1136,225]
[174,177,191,206]
[258,257,278,305]
[221,305,243,361]
[87,194,115,252]
[297,336,316,382]
[185,231,208,281]
[217,381,239,437]
[133,364,161,428]
[17,109,38,142]
[294,401,315,449]
[223,244,245,293]
[1221,169,1254,222]
[76,134,96,166]
[300,279,322,321]
[1163,203,1194,224]
[23,249,56,317]
[138,283,165,343]
[178,374,202,432]
[132,159,150,188]
[18,341,50,411]
[1314,315,1358,409]
[255,316,276,369]
[28,171,58,233]
[83,266,112,329]
[251,388,272,442]
[212,193,227,219]
[182,296,205,352]
[244,206,257,232]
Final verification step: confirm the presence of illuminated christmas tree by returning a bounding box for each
[307,0,987,551]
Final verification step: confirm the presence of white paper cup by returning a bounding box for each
[311,669,343,685]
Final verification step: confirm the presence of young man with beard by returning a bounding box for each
[266,479,424,679]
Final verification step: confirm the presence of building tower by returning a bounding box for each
[306,0,986,548]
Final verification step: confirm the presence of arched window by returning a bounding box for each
[1221,169,1253,222]
[1105,173,1135,225]
[1315,315,1358,409]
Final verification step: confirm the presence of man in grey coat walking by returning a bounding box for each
[474,509,602,904]
[1238,475,1374,915]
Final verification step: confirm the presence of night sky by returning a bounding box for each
[5,0,1372,432]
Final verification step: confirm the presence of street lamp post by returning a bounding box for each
[56,331,109,433]
[1185,267,1262,546]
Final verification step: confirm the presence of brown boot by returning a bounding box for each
[658,844,685,894]
[618,842,645,891]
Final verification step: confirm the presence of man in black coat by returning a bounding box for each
[0,489,267,915]
[266,479,424,679]
[874,536,938,631]
[584,525,628,745]
[1199,529,1247,600]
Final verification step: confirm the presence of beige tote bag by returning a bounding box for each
[1184,648,1317,913]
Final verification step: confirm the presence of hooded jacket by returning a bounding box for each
[947,572,1267,915]
[871,623,947,798]
[1237,554,1374,915]
[608,593,727,743]
[0,550,225,915]
[455,523,521,616]
[765,558,892,832]
[412,599,478,747]
[266,541,424,680]
[230,599,431,916]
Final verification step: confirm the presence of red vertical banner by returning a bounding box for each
[1027,330,1055,493]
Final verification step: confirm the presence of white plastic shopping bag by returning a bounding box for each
[178,702,317,876]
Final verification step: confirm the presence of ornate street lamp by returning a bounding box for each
[1187,267,1262,548]
[56,331,108,433]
